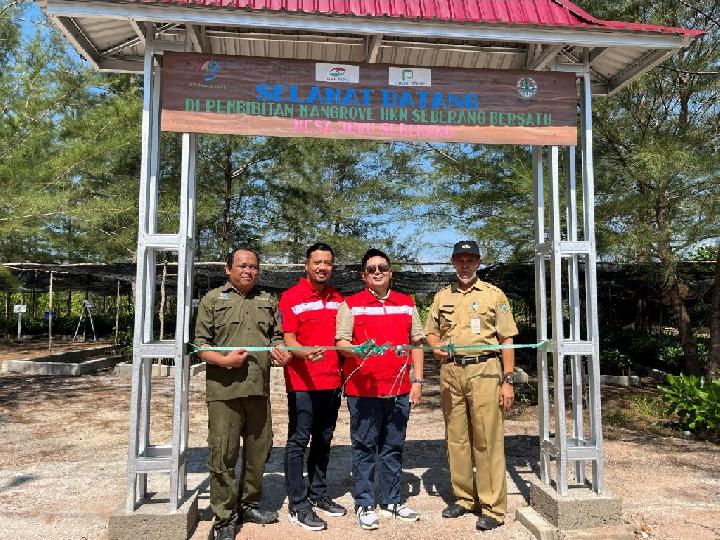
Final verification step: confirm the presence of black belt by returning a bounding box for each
[451,355,498,366]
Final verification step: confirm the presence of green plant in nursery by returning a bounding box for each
[659,374,720,433]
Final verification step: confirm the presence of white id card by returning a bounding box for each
[470,316,482,334]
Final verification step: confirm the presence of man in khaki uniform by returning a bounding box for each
[194,247,292,540]
[425,241,518,532]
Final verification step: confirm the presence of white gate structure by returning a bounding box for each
[42,0,701,514]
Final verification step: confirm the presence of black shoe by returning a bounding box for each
[476,514,503,531]
[213,523,236,540]
[310,496,347,517]
[288,507,327,531]
[241,506,279,525]
[441,503,467,519]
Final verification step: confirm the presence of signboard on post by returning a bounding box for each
[161,53,578,146]
[13,304,26,314]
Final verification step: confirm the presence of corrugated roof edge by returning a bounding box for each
[553,0,705,37]
[117,0,706,38]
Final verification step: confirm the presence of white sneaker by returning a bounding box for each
[356,505,380,530]
[379,503,420,522]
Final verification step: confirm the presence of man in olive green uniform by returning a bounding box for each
[194,247,292,540]
[425,241,518,532]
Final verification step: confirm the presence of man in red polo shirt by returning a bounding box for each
[278,242,346,531]
[336,248,425,531]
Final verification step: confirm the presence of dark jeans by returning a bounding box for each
[346,394,410,509]
[284,389,341,511]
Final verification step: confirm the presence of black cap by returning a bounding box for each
[452,240,480,257]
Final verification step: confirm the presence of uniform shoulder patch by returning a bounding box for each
[500,303,509,313]
[218,292,229,300]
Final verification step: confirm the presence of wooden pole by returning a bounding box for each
[3,293,8,342]
[31,279,37,319]
[48,272,54,351]
[115,280,121,346]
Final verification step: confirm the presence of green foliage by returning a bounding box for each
[0,6,142,262]
[602,329,710,373]
[689,245,719,262]
[0,267,20,291]
[601,348,632,374]
[422,144,536,262]
[659,374,720,433]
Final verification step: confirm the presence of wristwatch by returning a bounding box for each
[502,373,515,385]
[411,377,425,385]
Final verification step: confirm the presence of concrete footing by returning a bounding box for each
[600,374,641,387]
[2,345,125,376]
[113,362,206,377]
[516,476,628,539]
[108,491,199,540]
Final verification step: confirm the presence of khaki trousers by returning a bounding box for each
[207,396,273,523]
[440,358,506,520]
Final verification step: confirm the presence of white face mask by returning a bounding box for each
[456,272,477,286]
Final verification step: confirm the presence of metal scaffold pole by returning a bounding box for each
[125,23,196,513]
[534,59,604,495]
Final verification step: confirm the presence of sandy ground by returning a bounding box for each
[0,338,116,363]
[0,357,718,540]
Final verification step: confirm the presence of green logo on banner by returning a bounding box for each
[516,77,538,99]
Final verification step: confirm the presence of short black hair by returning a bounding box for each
[361,248,390,269]
[226,246,260,268]
[306,242,335,260]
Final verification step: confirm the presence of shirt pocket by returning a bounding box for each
[353,317,386,341]
[213,305,234,329]
[438,304,457,333]
[256,305,274,331]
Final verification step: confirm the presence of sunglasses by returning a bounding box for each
[365,264,390,274]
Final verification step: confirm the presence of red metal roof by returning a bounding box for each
[135,0,703,37]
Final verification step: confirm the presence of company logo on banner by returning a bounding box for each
[389,67,431,87]
[315,63,359,83]
[198,59,220,81]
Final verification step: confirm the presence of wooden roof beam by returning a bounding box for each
[527,43,563,70]
[365,34,383,63]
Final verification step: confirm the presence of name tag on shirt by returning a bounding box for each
[470,316,482,334]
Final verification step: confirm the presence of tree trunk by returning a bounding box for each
[667,280,701,375]
[634,294,650,333]
[706,245,720,380]
[222,140,233,254]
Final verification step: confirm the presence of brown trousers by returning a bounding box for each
[440,358,507,520]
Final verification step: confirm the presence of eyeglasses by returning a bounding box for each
[365,264,390,274]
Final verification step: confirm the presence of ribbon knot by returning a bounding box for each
[351,339,390,358]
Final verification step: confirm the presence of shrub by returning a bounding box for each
[600,347,632,375]
[659,374,720,433]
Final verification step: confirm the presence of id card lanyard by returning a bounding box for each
[470,300,482,335]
